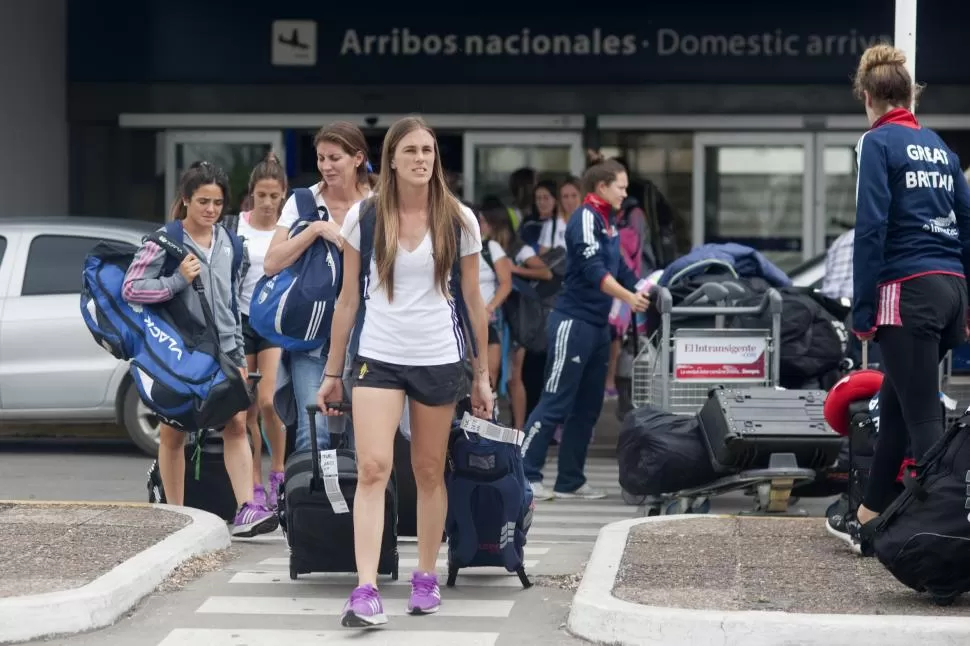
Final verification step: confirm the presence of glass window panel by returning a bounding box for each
[703,144,805,271]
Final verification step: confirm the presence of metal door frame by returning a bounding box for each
[691,132,816,260]
[813,131,863,254]
[461,131,585,203]
[163,130,284,211]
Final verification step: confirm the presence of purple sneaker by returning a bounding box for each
[341,584,387,628]
[252,483,267,508]
[231,501,278,538]
[267,471,284,509]
[408,571,441,615]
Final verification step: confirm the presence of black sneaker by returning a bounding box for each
[825,496,863,555]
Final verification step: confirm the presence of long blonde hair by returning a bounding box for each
[373,116,469,301]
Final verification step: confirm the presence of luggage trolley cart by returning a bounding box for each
[627,282,820,516]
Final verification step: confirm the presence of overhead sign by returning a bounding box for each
[272,20,316,66]
[66,1,970,85]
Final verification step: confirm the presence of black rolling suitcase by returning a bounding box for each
[147,429,237,522]
[697,387,844,472]
[278,403,399,581]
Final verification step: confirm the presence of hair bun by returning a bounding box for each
[265,151,281,165]
[860,44,906,74]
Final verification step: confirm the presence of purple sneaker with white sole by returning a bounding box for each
[267,470,284,509]
[230,501,278,538]
[341,584,387,628]
[408,571,441,615]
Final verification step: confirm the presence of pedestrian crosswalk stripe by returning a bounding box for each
[229,571,527,587]
[532,503,638,513]
[196,596,516,617]
[526,526,601,537]
[158,628,500,646]
[257,557,539,570]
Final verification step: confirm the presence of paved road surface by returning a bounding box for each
[5,443,837,645]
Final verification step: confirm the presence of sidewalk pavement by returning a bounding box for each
[0,501,229,645]
[568,515,970,646]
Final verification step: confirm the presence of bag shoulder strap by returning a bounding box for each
[293,187,327,223]
[223,225,245,318]
[481,239,496,274]
[221,214,240,234]
[157,220,185,277]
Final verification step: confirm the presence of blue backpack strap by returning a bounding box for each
[224,225,245,318]
[158,220,185,277]
[347,198,377,362]
[292,187,325,229]
[449,219,478,359]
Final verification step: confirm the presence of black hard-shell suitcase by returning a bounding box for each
[697,387,843,472]
[278,403,399,581]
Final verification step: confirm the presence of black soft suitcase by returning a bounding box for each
[278,403,400,581]
[148,429,237,522]
[697,387,843,472]
[394,430,419,537]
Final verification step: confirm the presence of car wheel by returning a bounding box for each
[122,381,160,456]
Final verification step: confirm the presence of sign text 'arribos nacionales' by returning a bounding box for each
[338,27,892,59]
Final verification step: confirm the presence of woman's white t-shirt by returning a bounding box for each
[538,215,568,250]
[236,215,277,315]
[341,202,483,366]
[479,240,506,305]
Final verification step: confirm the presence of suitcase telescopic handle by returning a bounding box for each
[861,339,868,370]
[658,285,783,317]
[305,403,352,485]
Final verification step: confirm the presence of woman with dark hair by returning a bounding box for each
[234,152,288,509]
[263,121,376,455]
[318,115,492,628]
[123,161,278,538]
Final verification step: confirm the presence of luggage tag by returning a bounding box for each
[459,412,525,447]
[318,449,350,514]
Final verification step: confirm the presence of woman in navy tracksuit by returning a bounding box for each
[845,45,970,542]
[520,159,649,501]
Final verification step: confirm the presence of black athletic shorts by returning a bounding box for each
[487,323,500,345]
[876,273,968,351]
[351,355,467,407]
[242,314,279,356]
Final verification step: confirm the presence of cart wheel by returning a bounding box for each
[664,500,683,515]
[289,563,298,581]
[931,591,959,607]
[689,498,711,514]
[754,483,772,511]
[622,489,647,506]
[645,505,662,517]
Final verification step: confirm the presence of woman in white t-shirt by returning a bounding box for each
[233,153,288,510]
[474,206,513,393]
[317,116,492,629]
[263,122,375,455]
[481,206,554,430]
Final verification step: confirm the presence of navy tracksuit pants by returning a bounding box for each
[521,309,610,492]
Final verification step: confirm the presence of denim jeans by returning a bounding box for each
[289,350,329,453]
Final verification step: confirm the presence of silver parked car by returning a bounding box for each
[0,217,162,455]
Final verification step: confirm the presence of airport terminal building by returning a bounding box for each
[4,0,970,271]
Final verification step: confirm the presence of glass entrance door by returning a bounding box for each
[814,132,861,252]
[164,130,284,217]
[462,132,585,205]
[692,133,815,272]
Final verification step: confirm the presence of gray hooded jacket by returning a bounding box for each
[122,223,247,367]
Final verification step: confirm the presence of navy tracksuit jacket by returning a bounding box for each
[521,194,640,491]
[853,108,970,334]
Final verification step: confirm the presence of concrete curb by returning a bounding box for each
[0,503,230,645]
[567,515,970,646]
